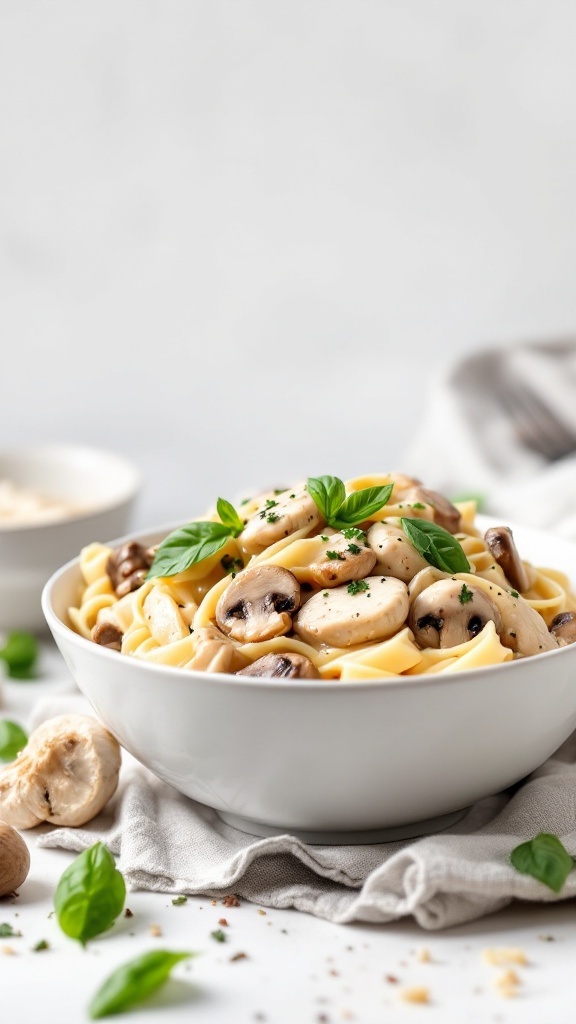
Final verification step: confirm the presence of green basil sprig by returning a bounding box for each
[0,720,28,762]
[148,497,244,580]
[54,842,126,945]
[510,833,574,893]
[0,631,37,679]
[89,950,194,1019]
[400,517,470,574]
[307,476,393,529]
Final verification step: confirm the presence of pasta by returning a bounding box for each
[68,473,576,680]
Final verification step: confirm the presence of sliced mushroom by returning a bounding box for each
[387,473,422,501]
[403,486,461,533]
[106,542,154,597]
[91,621,123,651]
[307,532,376,587]
[236,653,320,679]
[367,522,429,582]
[240,487,324,555]
[188,625,250,673]
[215,565,300,643]
[550,611,576,645]
[294,576,409,648]
[409,579,502,649]
[484,526,531,593]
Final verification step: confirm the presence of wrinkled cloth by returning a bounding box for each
[405,338,576,536]
[32,694,576,931]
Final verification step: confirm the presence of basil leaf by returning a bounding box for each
[216,498,244,537]
[55,842,126,945]
[510,833,574,893]
[333,485,393,527]
[306,476,346,522]
[400,518,470,573]
[0,631,37,678]
[0,720,28,762]
[147,522,233,579]
[89,950,194,1019]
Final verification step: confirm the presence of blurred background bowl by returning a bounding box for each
[41,516,576,843]
[0,444,141,633]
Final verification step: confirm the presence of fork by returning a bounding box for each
[492,371,576,462]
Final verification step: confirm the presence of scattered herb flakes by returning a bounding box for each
[399,986,430,1004]
[341,527,366,542]
[510,832,574,892]
[0,923,21,938]
[240,497,252,506]
[222,895,241,908]
[320,535,329,542]
[322,591,329,597]
[265,499,278,509]
[411,502,427,510]
[493,968,521,998]
[510,589,519,599]
[221,555,244,576]
[459,583,473,605]
[266,512,280,524]
[326,550,345,561]
[347,543,362,555]
[347,580,370,596]
[32,940,49,952]
[171,896,187,906]
[230,951,247,962]
[211,929,227,943]
[482,947,528,966]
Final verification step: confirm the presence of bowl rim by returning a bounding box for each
[41,513,576,692]
[0,443,142,534]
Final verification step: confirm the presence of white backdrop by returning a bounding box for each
[2,1,576,529]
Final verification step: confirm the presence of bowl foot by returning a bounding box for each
[216,807,468,845]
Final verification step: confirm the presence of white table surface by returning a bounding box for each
[1,641,575,1024]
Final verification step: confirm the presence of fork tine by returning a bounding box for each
[500,376,576,461]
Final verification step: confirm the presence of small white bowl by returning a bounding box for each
[0,445,141,633]
[42,516,576,844]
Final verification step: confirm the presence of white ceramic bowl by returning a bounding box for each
[42,516,576,844]
[0,445,141,633]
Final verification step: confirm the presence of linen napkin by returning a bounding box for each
[32,693,576,931]
[404,337,576,536]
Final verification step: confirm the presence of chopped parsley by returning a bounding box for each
[171,896,187,906]
[211,929,227,943]
[0,923,21,937]
[347,543,362,555]
[259,499,279,519]
[320,535,329,542]
[33,940,49,951]
[240,497,252,505]
[341,527,367,542]
[323,591,329,597]
[411,502,427,510]
[510,589,519,599]
[326,550,345,561]
[347,580,370,596]
[221,556,244,576]
[458,583,473,605]
[266,512,280,524]
[289,493,296,499]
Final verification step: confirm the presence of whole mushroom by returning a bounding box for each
[549,611,576,645]
[215,565,301,643]
[0,821,29,896]
[0,715,121,830]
